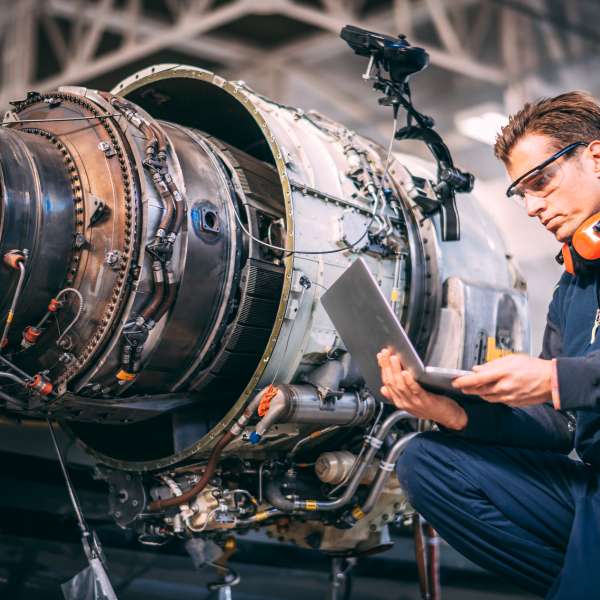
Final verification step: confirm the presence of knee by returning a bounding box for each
[395,431,449,509]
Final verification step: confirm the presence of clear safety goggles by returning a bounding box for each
[506,141,587,200]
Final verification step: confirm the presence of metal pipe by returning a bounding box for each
[0,371,27,386]
[289,426,339,458]
[153,265,177,323]
[0,389,22,407]
[0,259,27,351]
[299,411,412,512]
[165,175,186,237]
[156,178,176,236]
[55,287,85,346]
[360,431,419,515]
[266,411,412,514]
[0,354,32,381]
[148,392,263,511]
[237,507,283,525]
[140,261,166,323]
[251,385,377,444]
[264,480,296,513]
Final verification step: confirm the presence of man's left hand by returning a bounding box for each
[452,354,553,407]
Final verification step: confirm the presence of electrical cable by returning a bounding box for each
[1,114,121,126]
[55,288,85,346]
[229,112,399,256]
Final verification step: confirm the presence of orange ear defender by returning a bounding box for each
[557,212,600,275]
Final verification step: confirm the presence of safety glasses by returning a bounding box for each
[506,141,587,199]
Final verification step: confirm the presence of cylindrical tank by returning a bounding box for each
[0,65,529,472]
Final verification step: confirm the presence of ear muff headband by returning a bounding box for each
[560,212,600,275]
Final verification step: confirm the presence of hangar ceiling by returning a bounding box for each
[0,0,597,164]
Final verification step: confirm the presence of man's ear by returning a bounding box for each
[587,140,600,174]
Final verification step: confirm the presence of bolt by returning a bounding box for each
[98,141,116,158]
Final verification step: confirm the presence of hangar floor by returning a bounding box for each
[0,426,536,599]
[0,532,536,600]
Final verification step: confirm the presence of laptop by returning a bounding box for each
[321,258,472,402]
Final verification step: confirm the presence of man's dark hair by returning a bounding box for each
[494,91,600,163]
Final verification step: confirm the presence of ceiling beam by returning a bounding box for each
[47,0,262,65]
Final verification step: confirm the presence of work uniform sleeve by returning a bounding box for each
[446,394,573,453]
[437,280,573,453]
[555,353,600,410]
[550,273,600,411]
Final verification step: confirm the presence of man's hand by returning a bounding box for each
[452,353,552,407]
[377,348,467,430]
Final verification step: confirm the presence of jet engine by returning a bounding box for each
[0,64,529,556]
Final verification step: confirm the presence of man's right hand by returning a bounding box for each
[377,348,468,431]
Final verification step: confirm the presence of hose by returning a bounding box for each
[148,392,264,511]
[105,91,185,376]
[265,480,296,513]
[149,430,235,512]
[153,266,177,323]
[139,261,166,323]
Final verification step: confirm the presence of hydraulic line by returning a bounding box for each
[0,354,32,380]
[0,253,27,351]
[236,507,283,525]
[148,430,234,512]
[55,288,85,346]
[0,371,29,388]
[154,174,176,236]
[359,431,419,515]
[153,265,177,323]
[0,389,23,409]
[265,480,295,513]
[104,92,186,377]
[289,426,340,458]
[139,261,166,323]
[267,411,412,513]
[148,393,263,512]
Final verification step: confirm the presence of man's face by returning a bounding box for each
[506,133,600,242]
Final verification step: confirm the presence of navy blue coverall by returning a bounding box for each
[397,270,600,599]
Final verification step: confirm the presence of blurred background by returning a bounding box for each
[1,0,596,597]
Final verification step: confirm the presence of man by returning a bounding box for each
[379,91,600,599]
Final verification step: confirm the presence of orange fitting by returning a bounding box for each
[23,326,42,345]
[258,384,279,417]
[28,374,53,396]
[116,369,136,382]
[223,537,237,552]
[3,250,25,270]
[48,298,62,312]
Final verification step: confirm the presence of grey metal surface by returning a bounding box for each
[322,258,470,398]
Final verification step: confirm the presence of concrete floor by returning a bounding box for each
[0,534,538,600]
